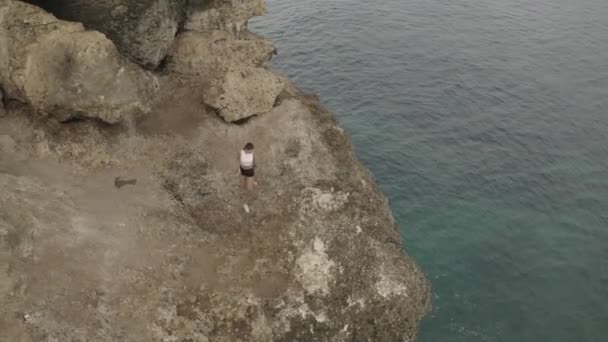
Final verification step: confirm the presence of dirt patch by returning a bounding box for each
[137,77,211,137]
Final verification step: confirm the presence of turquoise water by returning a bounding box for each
[251,0,608,341]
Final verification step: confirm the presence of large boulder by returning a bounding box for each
[0,0,158,123]
[167,30,276,75]
[206,67,285,122]
[24,0,186,69]
[185,0,266,33]
[167,29,282,122]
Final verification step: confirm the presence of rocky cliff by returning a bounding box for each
[0,1,431,341]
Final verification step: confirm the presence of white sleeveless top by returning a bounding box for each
[240,150,254,169]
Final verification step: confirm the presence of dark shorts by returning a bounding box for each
[240,167,254,177]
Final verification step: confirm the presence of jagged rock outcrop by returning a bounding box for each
[24,0,186,69]
[0,0,431,341]
[207,67,285,121]
[0,0,158,123]
[168,30,276,75]
[21,0,280,123]
[23,0,266,69]
[167,30,282,122]
[185,0,266,33]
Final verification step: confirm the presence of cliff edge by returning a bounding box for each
[0,1,431,341]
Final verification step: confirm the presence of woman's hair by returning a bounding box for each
[244,142,254,150]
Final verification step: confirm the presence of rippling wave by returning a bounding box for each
[252,0,608,341]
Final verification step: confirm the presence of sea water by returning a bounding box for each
[251,0,608,341]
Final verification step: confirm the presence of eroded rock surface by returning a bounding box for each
[24,0,186,69]
[0,0,158,123]
[167,12,283,122]
[24,0,267,69]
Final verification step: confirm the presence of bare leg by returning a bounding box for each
[240,175,246,190]
[246,177,254,191]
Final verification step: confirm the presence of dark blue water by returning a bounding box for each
[251,0,608,341]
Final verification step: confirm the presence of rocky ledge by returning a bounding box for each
[0,1,431,341]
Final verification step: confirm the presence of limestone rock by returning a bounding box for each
[25,0,185,69]
[168,30,279,122]
[207,67,285,122]
[0,0,158,123]
[185,0,266,33]
[168,30,276,75]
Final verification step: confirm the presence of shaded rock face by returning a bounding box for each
[24,0,186,69]
[0,1,158,123]
[23,0,266,69]
[21,0,280,122]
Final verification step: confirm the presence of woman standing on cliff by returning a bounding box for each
[239,142,256,191]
